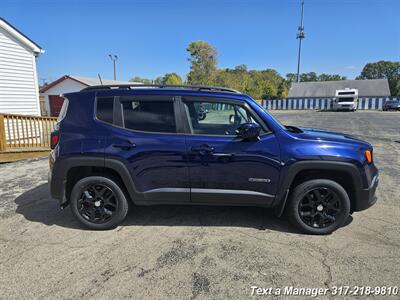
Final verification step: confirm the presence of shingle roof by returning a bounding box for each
[288,79,391,98]
[0,17,43,55]
[40,75,141,93]
[69,75,137,86]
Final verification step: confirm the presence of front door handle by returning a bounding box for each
[191,144,215,155]
[112,142,136,150]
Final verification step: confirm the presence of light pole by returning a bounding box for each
[296,0,305,82]
[108,54,118,80]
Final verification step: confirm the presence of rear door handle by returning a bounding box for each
[191,145,215,155]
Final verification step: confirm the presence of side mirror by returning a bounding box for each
[236,123,261,141]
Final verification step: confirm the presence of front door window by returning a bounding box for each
[184,101,266,136]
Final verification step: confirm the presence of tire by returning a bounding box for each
[286,179,350,235]
[70,176,129,230]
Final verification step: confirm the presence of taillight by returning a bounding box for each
[50,131,59,150]
[365,149,373,164]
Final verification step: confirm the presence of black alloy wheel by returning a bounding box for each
[70,176,129,230]
[78,183,118,224]
[286,179,350,235]
[298,187,341,229]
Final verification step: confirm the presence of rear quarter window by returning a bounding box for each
[96,97,114,123]
[57,97,69,123]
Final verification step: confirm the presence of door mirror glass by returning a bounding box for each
[236,123,261,140]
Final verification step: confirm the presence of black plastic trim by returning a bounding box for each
[50,156,105,202]
[51,156,378,213]
[82,84,241,94]
[50,156,190,205]
[191,188,274,206]
[273,160,375,217]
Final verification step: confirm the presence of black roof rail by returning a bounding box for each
[81,84,241,94]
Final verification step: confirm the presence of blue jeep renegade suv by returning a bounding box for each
[49,84,379,234]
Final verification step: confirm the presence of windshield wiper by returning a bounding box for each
[285,125,303,133]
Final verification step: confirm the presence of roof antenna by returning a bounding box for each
[98,73,103,86]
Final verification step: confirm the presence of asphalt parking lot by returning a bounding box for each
[0,111,399,299]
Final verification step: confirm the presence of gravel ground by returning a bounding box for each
[0,111,399,299]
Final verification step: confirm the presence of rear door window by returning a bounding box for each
[121,99,177,133]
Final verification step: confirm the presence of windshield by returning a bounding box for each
[337,97,355,103]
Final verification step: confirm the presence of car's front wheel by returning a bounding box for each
[286,179,350,234]
[70,176,129,230]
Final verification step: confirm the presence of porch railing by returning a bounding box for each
[0,113,58,151]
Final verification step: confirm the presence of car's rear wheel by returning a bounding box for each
[70,176,129,230]
[286,179,350,235]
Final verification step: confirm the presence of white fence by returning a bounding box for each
[262,97,399,110]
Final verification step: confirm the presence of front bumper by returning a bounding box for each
[354,172,379,211]
[335,105,356,111]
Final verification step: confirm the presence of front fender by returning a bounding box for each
[273,161,364,217]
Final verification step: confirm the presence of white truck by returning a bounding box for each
[333,88,358,111]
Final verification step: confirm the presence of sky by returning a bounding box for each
[2,0,399,83]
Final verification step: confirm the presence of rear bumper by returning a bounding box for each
[49,171,68,207]
[49,152,68,207]
[354,172,379,211]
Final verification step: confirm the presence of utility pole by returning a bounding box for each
[296,0,305,82]
[108,54,118,80]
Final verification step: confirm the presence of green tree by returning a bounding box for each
[186,41,218,85]
[153,76,163,85]
[286,72,346,83]
[396,80,400,96]
[161,73,183,85]
[357,61,400,96]
[151,73,183,85]
[130,76,153,84]
[234,64,248,73]
[277,81,288,99]
[317,73,346,81]
[300,72,318,82]
[286,73,297,83]
[215,66,288,99]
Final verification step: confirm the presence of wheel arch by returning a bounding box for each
[273,161,362,217]
[51,156,139,206]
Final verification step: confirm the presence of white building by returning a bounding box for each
[0,17,44,116]
[40,75,140,116]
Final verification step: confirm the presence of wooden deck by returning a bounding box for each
[0,114,57,163]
